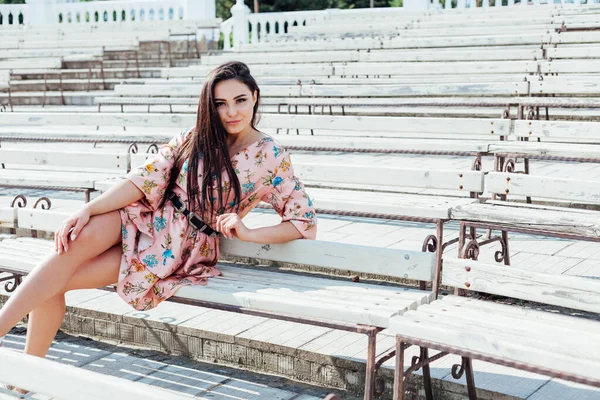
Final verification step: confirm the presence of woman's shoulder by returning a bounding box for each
[256,134,287,159]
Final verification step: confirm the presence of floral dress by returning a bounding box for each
[117,128,317,311]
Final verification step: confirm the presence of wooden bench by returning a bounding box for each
[115,81,529,98]
[0,206,437,400]
[388,254,600,399]
[0,112,507,156]
[0,348,183,400]
[0,148,129,202]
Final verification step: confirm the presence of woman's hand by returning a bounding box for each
[54,206,92,254]
[215,213,253,241]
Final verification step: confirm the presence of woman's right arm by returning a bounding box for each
[85,178,144,217]
[55,179,144,254]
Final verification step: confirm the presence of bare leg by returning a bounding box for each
[0,210,122,338]
[24,244,124,358]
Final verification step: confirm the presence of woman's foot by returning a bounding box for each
[0,336,31,397]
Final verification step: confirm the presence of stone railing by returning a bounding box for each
[53,0,185,24]
[0,4,27,27]
[0,0,214,27]
[218,0,600,49]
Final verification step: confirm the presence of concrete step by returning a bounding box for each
[1,329,334,400]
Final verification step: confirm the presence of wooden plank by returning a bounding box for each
[201,50,360,65]
[338,61,538,76]
[388,312,600,384]
[405,302,600,360]
[514,119,600,141]
[220,238,435,281]
[540,60,600,74]
[0,348,183,400]
[17,208,69,232]
[0,112,196,128]
[442,258,600,313]
[486,172,600,203]
[450,202,600,238]
[0,58,63,70]
[530,79,600,95]
[552,31,600,44]
[261,114,507,135]
[546,45,600,59]
[301,82,527,96]
[13,207,435,281]
[488,142,600,158]
[161,64,334,78]
[0,149,129,171]
[294,163,484,192]
[273,135,491,153]
[359,47,544,62]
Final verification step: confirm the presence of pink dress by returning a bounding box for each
[117,128,317,311]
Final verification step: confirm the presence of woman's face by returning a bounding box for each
[213,79,257,136]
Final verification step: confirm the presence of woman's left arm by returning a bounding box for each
[217,145,317,244]
[216,216,302,244]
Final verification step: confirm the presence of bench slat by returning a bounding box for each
[0,149,129,171]
[451,202,600,238]
[486,172,600,203]
[443,258,600,313]
[221,238,435,281]
[295,163,484,192]
[388,302,600,384]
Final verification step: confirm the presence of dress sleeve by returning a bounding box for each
[260,145,317,239]
[125,128,190,212]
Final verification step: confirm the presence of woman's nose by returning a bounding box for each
[227,105,237,117]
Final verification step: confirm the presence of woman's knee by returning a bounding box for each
[76,210,122,246]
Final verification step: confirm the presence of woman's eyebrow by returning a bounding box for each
[214,94,248,101]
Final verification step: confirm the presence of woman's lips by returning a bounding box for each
[227,120,241,125]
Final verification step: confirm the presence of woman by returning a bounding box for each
[0,62,317,390]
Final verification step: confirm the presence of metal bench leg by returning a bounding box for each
[364,327,377,400]
[452,357,477,400]
[420,347,434,400]
[393,337,406,400]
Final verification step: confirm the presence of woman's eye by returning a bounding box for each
[237,98,246,103]
[215,103,225,108]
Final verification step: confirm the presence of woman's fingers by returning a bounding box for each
[60,220,75,252]
[54,228,60,253]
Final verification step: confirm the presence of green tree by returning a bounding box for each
[216,0,393,20]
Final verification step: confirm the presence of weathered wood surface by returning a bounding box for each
[530,79,600,96]
[0,113,509,138]
[442,258,600,313]
[0,149,128,171]
[0,58,63,70]
[0,232,433,328]
[294,163,484,192]
[514,119,600,141]
[486,172,600,203]
[450,202,600,238]
[387,296,600,384]
[488,141,600,158]
[0,170,120,192]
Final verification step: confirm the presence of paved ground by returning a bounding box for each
[1,326,347,400]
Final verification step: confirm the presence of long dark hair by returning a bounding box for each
[165,61,261,220]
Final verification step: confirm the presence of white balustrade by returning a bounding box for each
[54,0,185,25]
[0,0,215,28]
[0,4,27,27]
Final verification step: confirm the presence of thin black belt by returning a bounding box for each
[168,193,218,238]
